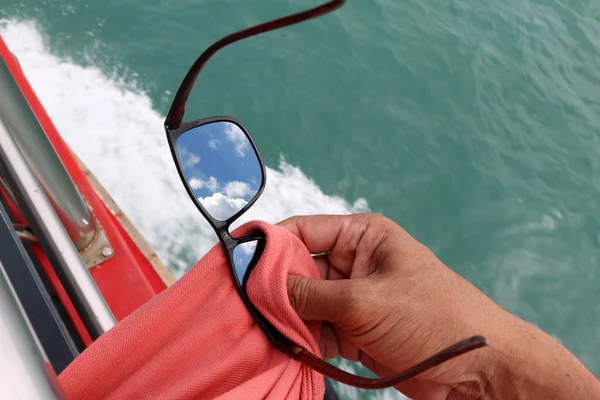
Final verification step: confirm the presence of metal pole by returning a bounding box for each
[0,118,116,338]
[0,58,97,251]
[0,260,64,400]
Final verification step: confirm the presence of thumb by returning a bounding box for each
[287,275,351,323]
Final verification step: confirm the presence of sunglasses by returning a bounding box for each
[164,0,488,390]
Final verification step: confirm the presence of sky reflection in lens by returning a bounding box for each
[177,121,262,221]
[233,240,258,285]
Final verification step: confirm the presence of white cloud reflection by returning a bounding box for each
[224,123,249,157]
[200,192,248,221]
[183,153,201,168]
[223,181,251,198]
[207,139,219,150]
[189,176,219,192]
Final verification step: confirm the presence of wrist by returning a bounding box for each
[474,314,599,400]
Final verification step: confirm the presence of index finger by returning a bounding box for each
[277,213,387,278]
[278,213,414,279]
[276,214,353,255]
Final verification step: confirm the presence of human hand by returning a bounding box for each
[278,214,600,400]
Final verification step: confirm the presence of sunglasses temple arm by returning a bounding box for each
[165,0,346,129]
[287,335,489,390]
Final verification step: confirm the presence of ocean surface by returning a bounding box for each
[2,0,599,398]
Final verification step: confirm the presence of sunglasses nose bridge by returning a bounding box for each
[221,229,236,246]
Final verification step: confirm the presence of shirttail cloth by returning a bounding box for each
[58,221,325,399]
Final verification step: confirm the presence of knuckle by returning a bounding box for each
[358,213,395,229]
[277,214,301,227]
[337,280,371,321]
[338,279,392,340]
[288,276,312,316]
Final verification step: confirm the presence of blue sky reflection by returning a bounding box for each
[177,121,262,221]
[233,240,258,285]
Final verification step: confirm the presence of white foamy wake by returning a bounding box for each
[0,19,368,275]
[1,18,409,400]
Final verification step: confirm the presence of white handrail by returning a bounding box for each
[0,260,63,399]
[0,58,97,251]
[0,118,116,338]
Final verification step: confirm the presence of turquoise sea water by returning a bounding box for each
[2,0,599,398]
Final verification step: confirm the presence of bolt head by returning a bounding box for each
[101,247,114,257]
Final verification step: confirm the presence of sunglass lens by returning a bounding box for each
[232,240,259,286]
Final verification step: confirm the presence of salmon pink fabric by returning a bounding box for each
[58,221,325,399]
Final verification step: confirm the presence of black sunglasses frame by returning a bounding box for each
[166,116,267,231]
[163,0,350,350]
[165,116,288,347]
[164,0,489,391]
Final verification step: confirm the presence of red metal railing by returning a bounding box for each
[0,36,167,344]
